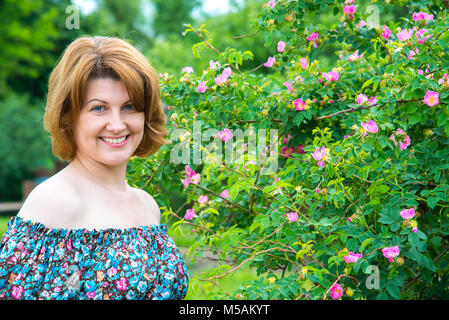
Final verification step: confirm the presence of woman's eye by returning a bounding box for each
[91,105,104,112]
[123,104,135,111]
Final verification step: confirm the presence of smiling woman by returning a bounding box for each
[0,36,189,300]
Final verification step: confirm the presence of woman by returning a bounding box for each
[0,36,189,299]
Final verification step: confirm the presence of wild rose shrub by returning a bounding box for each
[128,0,449,299]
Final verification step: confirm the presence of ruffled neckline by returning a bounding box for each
[8,215,168,239]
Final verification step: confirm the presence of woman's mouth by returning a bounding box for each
[99,134,130,147]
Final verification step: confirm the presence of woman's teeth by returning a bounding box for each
[101,136,127,144]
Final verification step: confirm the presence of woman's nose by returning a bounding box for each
[106,111,127,132]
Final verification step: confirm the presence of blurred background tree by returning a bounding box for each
[0,0,404,201]
[0,0,271,201]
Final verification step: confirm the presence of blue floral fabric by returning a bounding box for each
[0,216,189,300]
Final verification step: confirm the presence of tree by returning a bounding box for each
[151,0,200,37]
[128,0,449,299]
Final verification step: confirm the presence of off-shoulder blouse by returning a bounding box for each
[0,216,189,300]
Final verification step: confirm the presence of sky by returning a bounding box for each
[72,0,237,16]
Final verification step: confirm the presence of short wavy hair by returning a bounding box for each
[43,36,167,161]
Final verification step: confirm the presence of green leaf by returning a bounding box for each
[302,279,314,291]
[421,255,436,272]
[376,185,390,194]
[377,291,389,300]
[360,238,375,252]
[203,208,219,215]
[361,143,373,152]
[379,215,394,225]
[318,217,333,227]
[386,283,401,299]
[427,196,438,209]
[408,231,421,248]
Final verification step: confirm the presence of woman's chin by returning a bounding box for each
[99,154,131,167]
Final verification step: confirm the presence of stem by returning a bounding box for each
[190,182,252,214]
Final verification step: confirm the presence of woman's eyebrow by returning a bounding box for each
[86,98,131,105]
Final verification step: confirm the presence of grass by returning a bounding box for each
[168,223,259,300]
[0,215,12,236]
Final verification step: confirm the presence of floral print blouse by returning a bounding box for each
[0,216,189,300]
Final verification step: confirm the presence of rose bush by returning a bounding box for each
[127,0,449,299]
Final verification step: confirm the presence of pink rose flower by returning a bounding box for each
[348,50,364,61]
[282,134,292,145]
[344,5,356,19]
[266,0,276,8]
[382,26,391,40]
[300,57,308,69]
[295,144,305,154]
[209,60,221,69]
[220,189,229,198]
[182,66,194,73]
[306,32,319,48]
[283,81,294,92]
[367,96,377,105]
[397,28,414,41]
[356,94,368,105]
[286,212,298,222]
[323,71,339,81]
[185,208,196,220]
[281,146,295,157]
[293,98,307,111]
[344,252,363,263]
[412,11,434,22]
[215,74,228,86]
[438,73,449,86]
[312,146,326,161]
[277,40,286,52]
[219,128,233,142]
[264,57,276,67]
[181,177,191,189]
[423,90,439,106]
[181,165,200,188]
[407,48,419,59]
[360,119,378,136]
[382,245,400,263]
[197,81,207,93]
[198,195,208,204]
[415,28,433,43]
[330,283,343,300]
[222,67,232,77]
[215,68,232,86]
[312,146,327,167]
[400,208,415,220]
[185,165,196,178]
[390,129,411,151]
[191,173,200,184]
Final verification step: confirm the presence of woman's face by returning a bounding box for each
[73,78,145,167]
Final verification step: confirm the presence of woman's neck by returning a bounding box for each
[67,154,129,193]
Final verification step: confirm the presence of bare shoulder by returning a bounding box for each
[17,173,80,228]
[132,187,161,225]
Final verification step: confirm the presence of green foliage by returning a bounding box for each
[0,94,53,200]
[0,0,59,98]
[128,0,449,300]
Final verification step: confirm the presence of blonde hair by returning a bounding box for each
[44,36,167,161]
